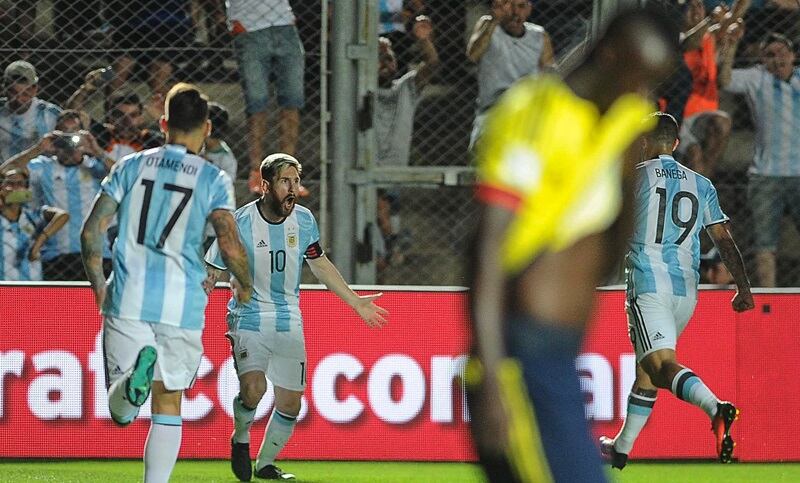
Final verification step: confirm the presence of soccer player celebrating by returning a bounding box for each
[205,153,388,481]
[599,112,754,469]
[81,83,253,483]
[467,8,679,483]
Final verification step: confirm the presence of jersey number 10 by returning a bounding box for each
[654,188,699,245]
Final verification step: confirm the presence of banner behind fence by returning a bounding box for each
[0,285,798,462]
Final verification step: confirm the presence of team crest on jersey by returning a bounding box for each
[287,234,297,248]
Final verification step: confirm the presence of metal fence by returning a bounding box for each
[2,0,800,286]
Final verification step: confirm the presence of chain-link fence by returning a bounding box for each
[2,0,800,286]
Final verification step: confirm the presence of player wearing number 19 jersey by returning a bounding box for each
[205,153,387,481]
[81,84,252,483]
[600,112,754,470]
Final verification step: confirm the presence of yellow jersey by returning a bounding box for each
[476,75,655,274]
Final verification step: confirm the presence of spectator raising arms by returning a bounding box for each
[466,0,554,151]
[720,32,800,287]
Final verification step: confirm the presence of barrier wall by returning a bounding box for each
[0,285,797,462]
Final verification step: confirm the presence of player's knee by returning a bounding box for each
[239,380,266,408]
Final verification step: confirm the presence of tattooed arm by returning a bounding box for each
[208,209,253,303]
[707,221,755,312]
[81,193,118,310]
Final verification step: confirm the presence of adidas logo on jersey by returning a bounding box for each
[652,332,665,341]
[257,240,268,248]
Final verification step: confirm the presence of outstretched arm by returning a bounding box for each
[81,193,118,309]
[307,254,388,327]
[466,1,510,63]
[707,221,754,312]
[29,206,69,262]
[412,16,440,90]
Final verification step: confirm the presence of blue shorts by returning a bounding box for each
[233,25,305,114]
[748,175,800,251]
[500,316,608,483]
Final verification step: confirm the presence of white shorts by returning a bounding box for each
[226,314,307,392]
[103,315,203,391]
[626,292,697,362]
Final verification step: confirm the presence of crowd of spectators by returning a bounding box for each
[1,0,799,285]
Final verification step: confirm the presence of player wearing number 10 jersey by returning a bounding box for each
[600,112,754,470]
[205,153,388,481]
[81,83,252,483]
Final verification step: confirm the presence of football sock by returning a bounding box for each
[232,394,257,444]
[255,409,297,470]
[107,374,139,425]
[613,389,657,454]
[144,414,182,483]
[671,368,719,418]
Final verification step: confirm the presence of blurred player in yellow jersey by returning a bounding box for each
[466,8,680,483]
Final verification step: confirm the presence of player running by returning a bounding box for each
[81,83,253,483]
[205,153,388,481]
[599,112,755,469]
[467,8,679,483]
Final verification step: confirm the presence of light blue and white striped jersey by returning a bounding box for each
[102,144,235,329]
[205,200,323,333]
[27,155,109,260]
[0,97,61,161]
[626,155,728,297]
[724,66,800,177]
[0,206,45,281]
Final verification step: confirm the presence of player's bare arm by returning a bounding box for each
[540,31,555,70]
[81,193,118,309]
[707,221,754,312]
[466,203,515,455]
[412,16,439,90]
[209,209,253,303]
[307,254,388,328]
[29,206,69,262]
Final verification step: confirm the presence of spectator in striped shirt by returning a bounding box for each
[720,32,800,287]
[0,168,68,281]
[0,61,61,162]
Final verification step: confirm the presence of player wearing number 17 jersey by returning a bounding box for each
[81,83,252,483]
[205,153,388,481]
[600,112,754,470]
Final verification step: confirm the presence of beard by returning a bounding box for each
[270,193,296,217]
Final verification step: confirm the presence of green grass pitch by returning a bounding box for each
[1,461,800,482]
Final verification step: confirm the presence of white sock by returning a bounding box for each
[108,375,139,425]
[671,368,719,418]
[144,414,182,483]
[232,394,257,444]
[613,390,657,454]
[255,409,297,470]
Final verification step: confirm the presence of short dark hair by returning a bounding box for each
[105,90,142,115]
[56,109,83,129]
[260,153,303,183]
[761,32,794,52]
[164,83,209,133]
[208,102,229,137]
[647,111,679,145]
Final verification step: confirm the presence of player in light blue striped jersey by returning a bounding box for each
[600,112,754,470]
[205,153,388,481]
[81,83,252,483]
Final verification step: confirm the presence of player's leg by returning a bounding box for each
[601,364,657,469]
[274,25,305,156]
[227,327,272,481]
[254,333,306,480]
[500,315,607,483]
[142,323,204,483]
[103,316,157,425]
[254,385,302,480]
[144,382,183,483]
